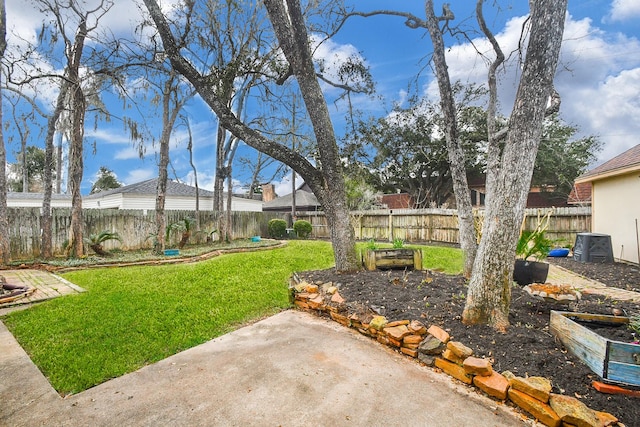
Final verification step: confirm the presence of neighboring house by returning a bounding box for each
[380,193,415,209]
[262,183,321,212]
[575,144,640,264]
[468,176,570,208]
[7,192,72,208]
[83,178,263,212]
[567,182,592,206]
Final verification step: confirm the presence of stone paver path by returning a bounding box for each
[0,269,85,315]
[547,264,640,303]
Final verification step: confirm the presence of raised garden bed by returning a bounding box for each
[363,249,423,270]
[550,311,640,387]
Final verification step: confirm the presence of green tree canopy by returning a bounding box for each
[8,145,47,192]
[90,166,122,194]
[533,114,602,201]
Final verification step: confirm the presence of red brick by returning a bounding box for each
[594,410,618,426]
[293,300,309,309]
[386,319,410,327]
[463,356,493,377]
[447,341,473,359]
[473,371,509,400]
[508,389,561,427]
[294,292,310,301]
[305,284,319,293]
[427,325,450,343]
[510,376,552,403]
[383,325,411,341]
[329,311,349,326]
[330,291,345,304]
[408,320,427,335]
[307,295,325,310]
[442,349,465,365]
[434,357,472,384]
[592,381,640,397]
[400,347,418,357]
[403,334,423,345]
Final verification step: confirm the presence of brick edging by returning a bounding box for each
[289,275,621,427]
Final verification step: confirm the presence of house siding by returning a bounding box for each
[592,173,640,264]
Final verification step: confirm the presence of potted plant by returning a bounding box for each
[513,212,552,286]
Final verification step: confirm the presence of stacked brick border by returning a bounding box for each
[290,276,622,427]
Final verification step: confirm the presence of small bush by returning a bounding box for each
[293,220,313,239]
[268,219,288,238]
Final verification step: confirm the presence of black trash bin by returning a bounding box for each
[573,233,613,263]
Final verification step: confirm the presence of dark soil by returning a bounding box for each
[299,257,640,427]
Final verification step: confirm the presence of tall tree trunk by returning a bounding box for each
[424,1,477,278]
[0,0,9,264]
[56,134,62,193]
[263,0,358,271]
[66,18,88,258]
[155,75,184,252]
[462,0,568,330]
[144,0,359,271]
[42,80,68,259]
[186,119,200,231]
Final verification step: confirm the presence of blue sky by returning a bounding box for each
[4,0,640,197]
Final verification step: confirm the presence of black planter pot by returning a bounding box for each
[513,260,549,286]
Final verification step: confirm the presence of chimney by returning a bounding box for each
[261,184,276,202]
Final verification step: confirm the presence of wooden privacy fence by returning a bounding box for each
[8,206,591,259]
[297,207,592,246]
[8,208,282,260]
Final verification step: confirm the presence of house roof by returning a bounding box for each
[7,192,72,201]
[262,188,320,211]
[84,178,214,199]
[576,144,640,183]
[567,182,592,205]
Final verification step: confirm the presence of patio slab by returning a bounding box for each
[0,269,85,315]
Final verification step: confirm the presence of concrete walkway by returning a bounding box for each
[0,310,530,427]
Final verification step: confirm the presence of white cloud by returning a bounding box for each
[114,146,145,161]
[416,13,640,164]
[122,168,154,185]
[607,0,640,22]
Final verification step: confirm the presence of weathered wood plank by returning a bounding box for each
[609,341,640,365]
[550,311,607,376]
[607,361,640,386]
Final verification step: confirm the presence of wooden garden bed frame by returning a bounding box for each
[550,311,640,387]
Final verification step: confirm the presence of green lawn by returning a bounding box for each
[2,240,462,395]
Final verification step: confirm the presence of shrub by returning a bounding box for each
[293,220,313,239]
[268,218,288,238]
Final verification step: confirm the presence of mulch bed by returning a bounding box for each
[299,257,640,426]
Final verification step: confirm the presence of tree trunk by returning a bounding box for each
[424,1,477,278]
[462,0,568,330]
[65,18,88,258]
[42,80,68,259]
[263,0,358,271]
[0,0,9,264]
[143,0,359,271]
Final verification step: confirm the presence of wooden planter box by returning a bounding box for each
[364,249,423,271]
[550,311,640,387]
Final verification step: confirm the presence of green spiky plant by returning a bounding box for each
[85,231,122,257]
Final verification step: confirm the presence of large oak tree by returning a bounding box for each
[143,0,360,271]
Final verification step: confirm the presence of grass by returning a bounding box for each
[2,240,334,395]
[2,240,462,395]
